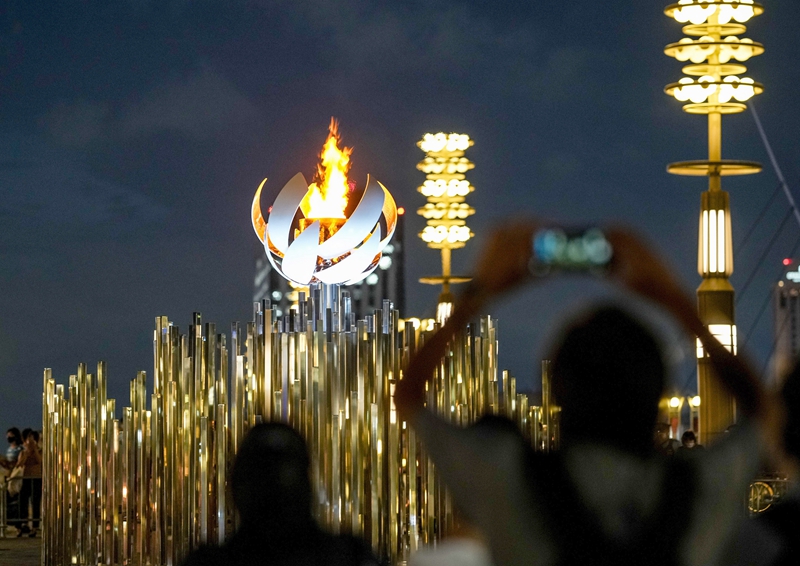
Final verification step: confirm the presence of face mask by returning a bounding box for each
[7,438,13,443]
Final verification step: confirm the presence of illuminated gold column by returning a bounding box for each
[663,0,764,445]
[416,133,476,322]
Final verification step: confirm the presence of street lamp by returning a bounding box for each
[417,133,476,322]
[689,395,702,434]
[663,0,764,445]
[668,396,685,439]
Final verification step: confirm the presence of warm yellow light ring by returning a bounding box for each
[664,1,763,25]
[664,38,763,63]
[681,63,747,77]
[665,78,763,104]
[667,160,762,176]
[681,22,746,37]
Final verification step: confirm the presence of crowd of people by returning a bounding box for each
[1,426,43,537]
[182,222,798,566]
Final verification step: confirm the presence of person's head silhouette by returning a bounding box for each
[231,422,312,530]
[551,306,664,457]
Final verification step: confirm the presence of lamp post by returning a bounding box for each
[668,396,685,440]
[689,395,702,435]
[417,133,476,323]
[664,0,763,445]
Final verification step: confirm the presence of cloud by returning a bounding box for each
[275,0,601,103]
[40,66,260,147]
[0,133,167,243]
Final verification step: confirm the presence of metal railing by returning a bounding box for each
[0,476,42,537]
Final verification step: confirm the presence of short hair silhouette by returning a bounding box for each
[231,422,312,527]
[681,430,697,444]
[551,306,664,456]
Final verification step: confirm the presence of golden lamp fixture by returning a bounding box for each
[251,119,398,286]
[663,0,763,444]
[416,132,475,321]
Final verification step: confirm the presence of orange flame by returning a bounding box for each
[302,118,352,220]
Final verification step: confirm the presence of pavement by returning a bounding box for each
[0,534,40,566]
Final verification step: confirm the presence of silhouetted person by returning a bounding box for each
[677,431,703,455]
[755,361,800,565]
[655,422,680,456]
[182,422,380,566]
[396,223,780,566]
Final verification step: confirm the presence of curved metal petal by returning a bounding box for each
[281,220,320,285]
[316,174,385,260]
[267,172,309,255]
[377,179,398,247]
[251,178,268,243]
[315,224,383,285]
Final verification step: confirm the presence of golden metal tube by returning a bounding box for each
[43,308,558,565]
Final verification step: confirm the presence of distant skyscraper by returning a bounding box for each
[253,211,406,319]
[773,258,800,383]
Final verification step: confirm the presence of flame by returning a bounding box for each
[302,118,352,220]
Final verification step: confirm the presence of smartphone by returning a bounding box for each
[529,227,613,276]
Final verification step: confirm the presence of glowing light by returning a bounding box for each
[783,258,792,266]
[418,202,475,221]
[252,121,398,286]
[436,301,453,324]
[669,397,682,408]
[419,179,473,198]
[397,207,405,215]
[669,0,759,26]
[418,133,472,153]
[302,119,351,220]
[421,225,473,245]
[690,395,701,407]
[696,324,738,357]
[700,207,730,276]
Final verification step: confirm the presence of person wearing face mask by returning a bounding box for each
[1,428,23,470]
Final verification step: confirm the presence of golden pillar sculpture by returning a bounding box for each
[416,133,476,322]
[663,0,764,444]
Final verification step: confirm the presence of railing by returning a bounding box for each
[0,476,42,537]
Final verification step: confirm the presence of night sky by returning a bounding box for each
[2,1,799,435]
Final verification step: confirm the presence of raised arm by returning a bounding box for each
[395,220,537,420]
[604,228,771,422]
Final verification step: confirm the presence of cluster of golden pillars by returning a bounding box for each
[416,133,476,323]
[42,297,560,566]
[664,0,764,445]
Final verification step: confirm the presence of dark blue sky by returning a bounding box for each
[2,1,799,434]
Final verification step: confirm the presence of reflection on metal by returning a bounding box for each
[42,293,559,565]
[747,478,793,515]
[663,0,764,446]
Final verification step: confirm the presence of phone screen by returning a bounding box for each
[530,227,613,275]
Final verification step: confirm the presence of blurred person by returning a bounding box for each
[754,359,800,565]
[409,506,493,566]
[182,422,380,566]
[677,431,703,455]
[1,427,23,470]
[15,429,42,537]
[655,422,681,456]
[396,223,783,566]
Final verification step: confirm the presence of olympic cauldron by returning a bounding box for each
[41,122,560,566]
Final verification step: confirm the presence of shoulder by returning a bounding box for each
[181,545,229,566]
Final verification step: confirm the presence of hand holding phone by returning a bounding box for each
[529,227,613,276]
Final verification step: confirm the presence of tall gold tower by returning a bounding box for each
[417,133,476,322]
[663,0,764,445]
